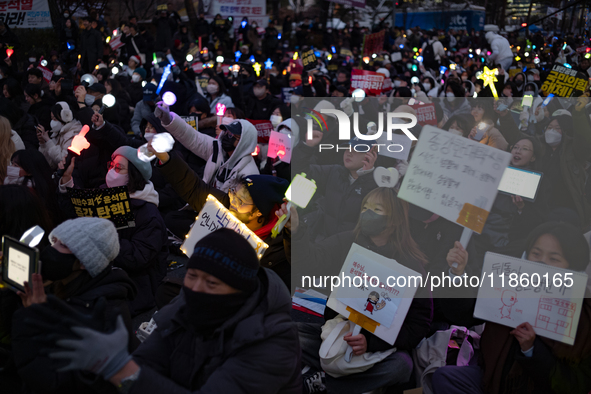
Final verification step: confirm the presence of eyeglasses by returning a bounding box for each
[511,145,532,153]
[229,187,254,208]
[107,161,127,173]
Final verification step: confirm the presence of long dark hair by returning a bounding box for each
[127,161,148,194]
[208,75,228,96]
[0,184,54,241]
[4,78,24,100]
[354,187,428,265]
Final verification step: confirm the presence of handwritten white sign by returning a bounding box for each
[398,125,511,233]
[267,130,293,163]
[474,252,588,345]
[327,244,420,345]
[181,195,268,258]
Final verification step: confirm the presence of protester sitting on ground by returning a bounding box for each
[38,102,82,170]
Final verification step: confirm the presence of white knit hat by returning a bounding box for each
[49,217,120,277]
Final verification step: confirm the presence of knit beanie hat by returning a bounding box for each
[187,229,260,293]
[49,217,120,277]
[112,146,152,181]
[133,67,147,80]
[243,175,289,217]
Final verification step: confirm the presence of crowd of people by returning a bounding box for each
[0,4,590,394]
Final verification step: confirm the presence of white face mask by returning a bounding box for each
[206,84,219,94]
[544,128,562,146]
[106,169,129,188]
[394,80,401,87]
[527,74,535,82]
[50,120,63,132]
[270,72,278,77]
[4,165,21,184]
[28,57,36,63]
[422,82,431,91]
[524,90,534,96]
[131,73,141,83]
[144,132,156,141]
[290,95,300,105]
[270,115,282,128]
[85,94,95,106]
[253,87,266,98]
[54,69,62,76]
[221,117,234,125]
[446,92,455,102]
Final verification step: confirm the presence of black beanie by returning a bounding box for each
[187,229,260,293]
[243,175,289,217]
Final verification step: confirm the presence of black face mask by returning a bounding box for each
[221,132,236,153]
[359,209,389,237]
[40,246,78,281]
[182,287,248,334]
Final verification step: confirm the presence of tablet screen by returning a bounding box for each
[497,167,543,201]
[7,246,30,287]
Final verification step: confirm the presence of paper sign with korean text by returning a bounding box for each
[340,48,353,57]
[181,115,198,130]
[281,87,293,104]
[327,244,420,344]
[181,195,268,258]
[541,64,589,97]
[38,65,52,83]
[192,62,204,73]
[375,133,412,161]
[350,70,384,96]
[247,118,273,143]
[362,30,385,57]
[398,125,511,233]
[410,102,437,126]
[67,187,135,230]
[301,49,317,72]
[474,252,588,345]
[109,34,124,50]
[267,130,293,163]
[0,0,52,28]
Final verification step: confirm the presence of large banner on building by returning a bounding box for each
[209,0,267,30]
[326,0,366,9]
[0,0,52,28]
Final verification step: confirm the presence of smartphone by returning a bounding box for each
[473,122,488,141]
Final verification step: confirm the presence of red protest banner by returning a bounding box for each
[247,119,274,143]
[109,35,125,51]
[38,65,53,83]
[350,69,384,96]
[192,62,204,73]
[362,30,385,57]
[410,102,437,126]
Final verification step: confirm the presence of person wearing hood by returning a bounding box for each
[131,83,159,136]
[58,146,167,316]
[26,229,301,394]
[440,81,472,124]
[25,83,56,132]
[10,217,138,393]
[512,72,527,95]
[261,117,298,181]
[485,31,513,71]
[154,102,259,192]
[38,101,82,170]
[148,139,292,287]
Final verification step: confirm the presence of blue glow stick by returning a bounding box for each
[156,64,171,96]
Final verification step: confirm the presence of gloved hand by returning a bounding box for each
[154,101,172,125]
[340,97,354,117]
[396,160,409,177]
[49,315,131,380]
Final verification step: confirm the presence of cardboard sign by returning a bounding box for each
[109,34,124,50]
[398,125,511,233]
[67,186,135,229]
[267,130,293,163]
[362,30,385,57]
[508,68,523,78]
[247,118,273,143]
[410,102,437,126]
[474,252,588,345]
[37,65,52,83]
[350,70,384,96]
[192,62,204,73]
[281,87,293,104]
[181,195,268,258]
[181,115,198,130]
[327,244,420,344]
[301,49,317,72]
[540,64,589,97]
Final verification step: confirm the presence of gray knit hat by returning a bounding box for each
[49,217,120,277]
[112,146,152,181]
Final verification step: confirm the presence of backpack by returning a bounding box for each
[423,42,439,70]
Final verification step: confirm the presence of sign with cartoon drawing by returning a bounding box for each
[327,244,421,344]
[474,252,588,345]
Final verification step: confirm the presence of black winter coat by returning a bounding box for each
[243,92,282,120]
[79,28,103,71]
[28,95,56,132]
[130,268,302,394]
[11,268,137,394]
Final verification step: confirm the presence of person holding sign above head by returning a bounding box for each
[9,217,137,394]
[58,146,167,316]
[287,187,433,393]
[433,222,591,394]
[147,141,291,289]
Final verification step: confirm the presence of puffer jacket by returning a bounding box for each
[130,268,302,394]
[39,120,82,169]
[161,113,259,192]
